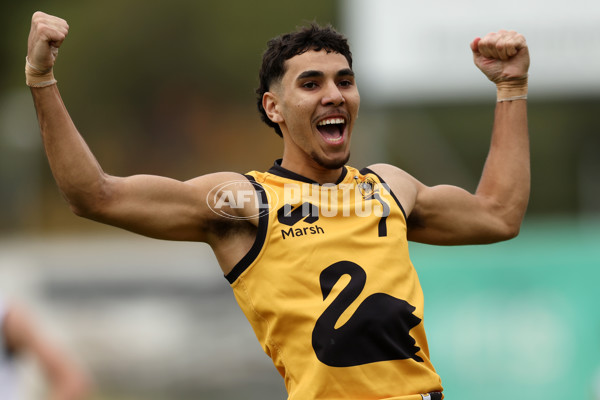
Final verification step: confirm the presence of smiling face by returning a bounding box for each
[263,49,360,181]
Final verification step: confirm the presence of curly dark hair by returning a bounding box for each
[256,23,353,137]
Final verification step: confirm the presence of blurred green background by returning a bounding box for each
[1,1,599,400]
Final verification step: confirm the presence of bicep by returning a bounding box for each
[407,183,516,245]
[369,163,514,245]
[81,172,245,242]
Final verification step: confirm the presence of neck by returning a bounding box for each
[280,156,345,184]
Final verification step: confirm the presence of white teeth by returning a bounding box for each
[317,117,346,126]
[323,136,343,143]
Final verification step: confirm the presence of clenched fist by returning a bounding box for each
[26,12,69,87]
[471,30,529,83]
[470,30,529,102]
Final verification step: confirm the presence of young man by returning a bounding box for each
[26,11,530,400]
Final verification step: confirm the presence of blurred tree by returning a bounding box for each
[1,0,599,233]
[1,0,340,232]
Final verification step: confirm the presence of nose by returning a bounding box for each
[321,82,345,106]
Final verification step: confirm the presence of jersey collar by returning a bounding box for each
[267,159,348,185]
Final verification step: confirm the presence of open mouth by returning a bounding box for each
[316,117,346,144]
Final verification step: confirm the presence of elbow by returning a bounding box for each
[63,178,112,220]
[481,220,521,244]
[499,221,521,241]
[68,200,98,219]
[478,185,530,243]
[493,211,525,242]
[487,200,527,242]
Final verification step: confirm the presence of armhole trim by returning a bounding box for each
[224,175,269,284]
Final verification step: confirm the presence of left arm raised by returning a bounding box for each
[374,30,530,245]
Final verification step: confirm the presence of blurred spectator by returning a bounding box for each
[0,297,91,400]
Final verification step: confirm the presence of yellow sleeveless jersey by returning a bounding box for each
[225,160,443,400]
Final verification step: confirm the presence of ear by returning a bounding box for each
[263,92,284,124]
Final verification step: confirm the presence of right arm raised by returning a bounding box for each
[27,12,254,242]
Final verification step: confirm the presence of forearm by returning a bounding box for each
[31,85,108,214]
[476,99,530,233]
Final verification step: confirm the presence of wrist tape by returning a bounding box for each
[496,76,528,102]
[25,57,57,88]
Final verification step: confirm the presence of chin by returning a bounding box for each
[313,152,351,170]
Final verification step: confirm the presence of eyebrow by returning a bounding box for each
[296,68,355,81]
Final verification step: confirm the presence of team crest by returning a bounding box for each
[355,176,378,199]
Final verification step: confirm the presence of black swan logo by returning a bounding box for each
[312,261,424,367]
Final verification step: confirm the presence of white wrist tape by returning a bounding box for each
[497,94,528,103]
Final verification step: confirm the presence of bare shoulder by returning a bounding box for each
[367,163,421,216]
[185,171,260,223]
[186,171,249,186]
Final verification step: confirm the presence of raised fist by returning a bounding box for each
[471,30,529,84]
[27,11,69,73]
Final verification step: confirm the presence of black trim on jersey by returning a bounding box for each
[360,167,408,221]
[224,175,269,284]
[268,159,348,185]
